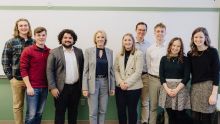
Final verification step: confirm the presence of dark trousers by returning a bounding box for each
[166,108,191,124]
[115,87,141,124]
[192,111,216,124]
[54,83,81,124]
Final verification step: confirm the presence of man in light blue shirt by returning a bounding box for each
[135,22,151,124]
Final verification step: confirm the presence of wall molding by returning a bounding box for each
[0,6,219,11]
[0,0,219,8]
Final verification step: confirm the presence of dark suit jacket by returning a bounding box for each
[47,46,84,92]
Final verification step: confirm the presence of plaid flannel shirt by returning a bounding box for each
[1,37,33,80]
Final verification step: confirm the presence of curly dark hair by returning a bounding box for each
[58,29,77,45]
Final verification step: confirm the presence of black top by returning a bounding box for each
[187,47,220,86]
[96,48,108,76]
[159,56,190,85]
[124,50,131,69]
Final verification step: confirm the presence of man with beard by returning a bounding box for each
[47,29,84,124]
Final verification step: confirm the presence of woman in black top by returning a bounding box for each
[159,37,191,124]
[188,27,219,124]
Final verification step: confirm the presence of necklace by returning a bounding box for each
[197,46,208,56]
[172,57,177,62]
[198,50,205,56]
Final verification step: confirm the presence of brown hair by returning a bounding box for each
[13,18,32,38]
[58,29,77,45]
[167,37,184,63]
[34,27,47,35]
[189,27,211,56]
[120,33,136,56]
[135,22,147,31]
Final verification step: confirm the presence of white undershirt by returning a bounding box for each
[63,47,79,84]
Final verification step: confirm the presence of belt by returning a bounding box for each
[64,83,78,87]
[148,73,160,79]
[142,72,148,75]
[96,75,107,78]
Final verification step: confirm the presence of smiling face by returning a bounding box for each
[193,31,206,48]
[136,24,147,40]
[17,20,30,37]
[154,27,166,42]
[34,31,47,47]
[95,32,106,48]
[170,40,181,56]
[61,33,74,48]
[123,35,134,51]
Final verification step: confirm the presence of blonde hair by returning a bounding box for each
[93,30,107,46]
[13,18,32,38]
[120,33,136,56]
[154,22,166,31]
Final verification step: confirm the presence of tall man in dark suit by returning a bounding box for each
[47,29,84,124]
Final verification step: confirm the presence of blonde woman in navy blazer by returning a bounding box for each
[82,30,115,124]
[114,33,143,124]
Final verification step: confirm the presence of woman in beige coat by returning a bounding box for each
[114,33,143,124]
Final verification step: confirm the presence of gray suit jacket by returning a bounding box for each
[47,46,84,92]
[82,47,115,94]
[114,50,143,90]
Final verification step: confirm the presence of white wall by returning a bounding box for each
[0,0,219,8]
[0,10,219,75]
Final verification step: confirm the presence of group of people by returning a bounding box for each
[1,18,219,124]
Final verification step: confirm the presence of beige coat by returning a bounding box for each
[114,50,143,90]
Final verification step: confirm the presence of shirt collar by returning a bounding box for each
[63,46,74,52]
[135,38,145,44]
[33,44,50,51]
[155,40,166,47]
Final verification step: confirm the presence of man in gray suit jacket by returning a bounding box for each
[47,29,84,124]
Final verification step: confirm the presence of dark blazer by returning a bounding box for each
[82,47,115,94]
[47,46,84,92]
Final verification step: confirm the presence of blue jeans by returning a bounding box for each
[25,88,48,124]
